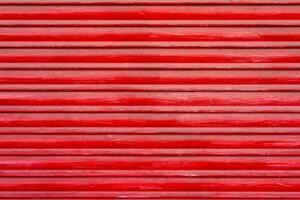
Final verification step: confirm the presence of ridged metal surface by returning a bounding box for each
[1,0,300,199]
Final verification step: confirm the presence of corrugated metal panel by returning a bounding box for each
[0,0,300,199]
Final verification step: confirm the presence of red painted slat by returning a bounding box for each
[0,191,300,199]
[3,41,300,48]
[0,92,298,106]
[0,70,298,84]
[0,127,299,135]
[3,127,300,135]
[2,20,300,27]
[1,63,299,70]
[1,148,300,156]
[0,113,299,127]
[0,85,299,92]
[2,27,300,42]
[0,156,299,170]
[0,6,299,20]
[1,49,299,63]
[1,177,300,192]
[1,105,300,113]
[1,170,300,178]
[1,135,300,149]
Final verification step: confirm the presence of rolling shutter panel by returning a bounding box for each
[0,0,300,199]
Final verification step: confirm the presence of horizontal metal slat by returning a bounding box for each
[3,41,300,48]
[1,170,300,178]
[0,127,298,135]
[1,106,300,113]
[0,156,299,170]
[0,191,300,199]
[1,148,300,156]
[0,5,299,20]
[1,135,300,149]
[0,92,298,106]
[0,113,299,127]
[0,177,300,191]
[2,20,300,27]
[3,26,300,47]
[1,63,299,70]
[0,49,299,63]
[0,85,299,92]
[0,70,299,84]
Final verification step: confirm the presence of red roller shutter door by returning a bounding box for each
[0,0,300,199]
